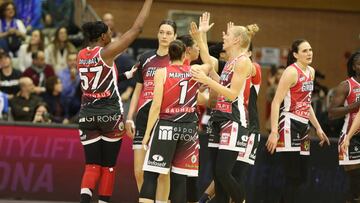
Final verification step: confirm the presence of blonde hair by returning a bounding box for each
[233,24,259,49]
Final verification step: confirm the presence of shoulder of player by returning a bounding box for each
[338,79,350,92]
[139,49,157,61]
[281,65,298,83]
[233,57,252,72]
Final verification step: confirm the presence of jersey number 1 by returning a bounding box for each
[79,66,103,90]
[179,80,189,105]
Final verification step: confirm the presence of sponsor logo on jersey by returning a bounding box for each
[147,160,166,168]
[79,130,86,141]
[299,76,305,82]
[241,135,248,142]
[302,139,310,151]
[158,125,197,142]
[145,67,157,77]
[353,87,360,93]
[152,154,164,162]
[165,107,196,114]
[220,133,230,145]
[220,71,231,82]
[301,81,314,92]
[159,126,173,140]
[118,122,124,131]
[249,149,257,160]
[191,155,197,163]
[356,94,360,102]
[79,115,121,123]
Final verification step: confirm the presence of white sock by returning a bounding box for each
[155,201,167,203]
[99,200,108,203]
[80,188,92,196]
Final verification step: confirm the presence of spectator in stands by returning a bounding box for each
[45,26,77,73]
[23,50,55,94]
[17,29,45,72]
[0,2,26,56]
[10,77,42,121]
[32,102,51,123]
[102,13,121,41]
[42,0,75,30]
[41,12,56,45]
[42,76,67,124]
[13,0,43,32]
[0,52,21,99]
[0,90,9,120]
[58,52,80,121]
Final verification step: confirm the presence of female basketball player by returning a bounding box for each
[76,0,152,202]
[191,21,259,203]
[125,19,177,201]
[335,51,360,201]
[266,39,330,203]
[139,22,212,203]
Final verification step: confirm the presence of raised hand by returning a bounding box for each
[198,12,214,33]
[191,66,209,84]
[223,21,234,38]
[189,22,202,43]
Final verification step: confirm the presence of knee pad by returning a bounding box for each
[98,167,116,196]
[81,164,101,191]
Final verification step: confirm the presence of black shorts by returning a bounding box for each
[237,132,261,165]
[133,107,149,149]
[143,120,199,176]
[208,120,220,148]
[339,132,360,165]
[78,113,125,145]
[208,120,248,152]
[277,113,310,155]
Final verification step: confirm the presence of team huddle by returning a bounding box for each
[74,0,360,203]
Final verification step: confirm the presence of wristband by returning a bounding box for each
[126,120,135,128]
[125,71,132,79]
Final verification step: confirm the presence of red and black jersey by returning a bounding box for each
[280,63,313,121]
[77,46,122,116]
[248,62,262,134]
[159,64,199,123]
[213,55,251,127]
[341,77,360,134]
[135,50,170,114]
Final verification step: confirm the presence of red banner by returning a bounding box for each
[0,124,137,202]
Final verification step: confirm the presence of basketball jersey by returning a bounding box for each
[280,63,313,121]
[77,46,122,116]
[248,62,262,133]
[341,77,360,134]
[159,64,199,123]
[213,55,251,127]
[136,50,170,114]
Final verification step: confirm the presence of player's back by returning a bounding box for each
[159,64,198,123]
[77,46,123,117]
